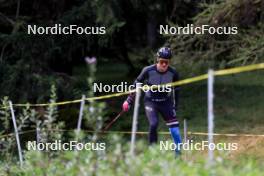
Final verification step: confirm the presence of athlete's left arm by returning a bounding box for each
[172,72,180,111]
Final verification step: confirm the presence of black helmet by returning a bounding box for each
[157,47,172,59]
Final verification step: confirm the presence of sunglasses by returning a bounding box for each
[158,59,169,65]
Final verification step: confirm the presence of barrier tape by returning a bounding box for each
[1,129,264,139]
[0,62,264,108]
[102,131,264,138]
[187,132,264,137]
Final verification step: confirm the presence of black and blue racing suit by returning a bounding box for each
[126,64,181,148]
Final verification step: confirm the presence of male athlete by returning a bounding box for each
[122,47,182,155]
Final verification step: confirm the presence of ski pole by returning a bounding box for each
[103,110,124,132]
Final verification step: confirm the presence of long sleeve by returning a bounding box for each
[126,67,148,104]
[172,72,180,111]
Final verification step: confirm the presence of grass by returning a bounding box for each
[1,140,264,175]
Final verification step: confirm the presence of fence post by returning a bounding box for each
[77,95,86,134]
[130,84,142,156]
[9,101,23,167]
[184,119,188,143]
[36,126,40,143]
[207,69,215,165]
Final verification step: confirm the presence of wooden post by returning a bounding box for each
[77,95,86,133]
[207,69,215,164]
[184,119,188,143]
[130,84,142,156]
[9,101,23,167]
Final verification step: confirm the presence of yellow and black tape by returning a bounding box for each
[0,63,263,108]
[1,129,264,139]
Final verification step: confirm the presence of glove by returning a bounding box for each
[122,101,130,112]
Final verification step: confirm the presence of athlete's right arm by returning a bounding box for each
[122,67,148,111]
